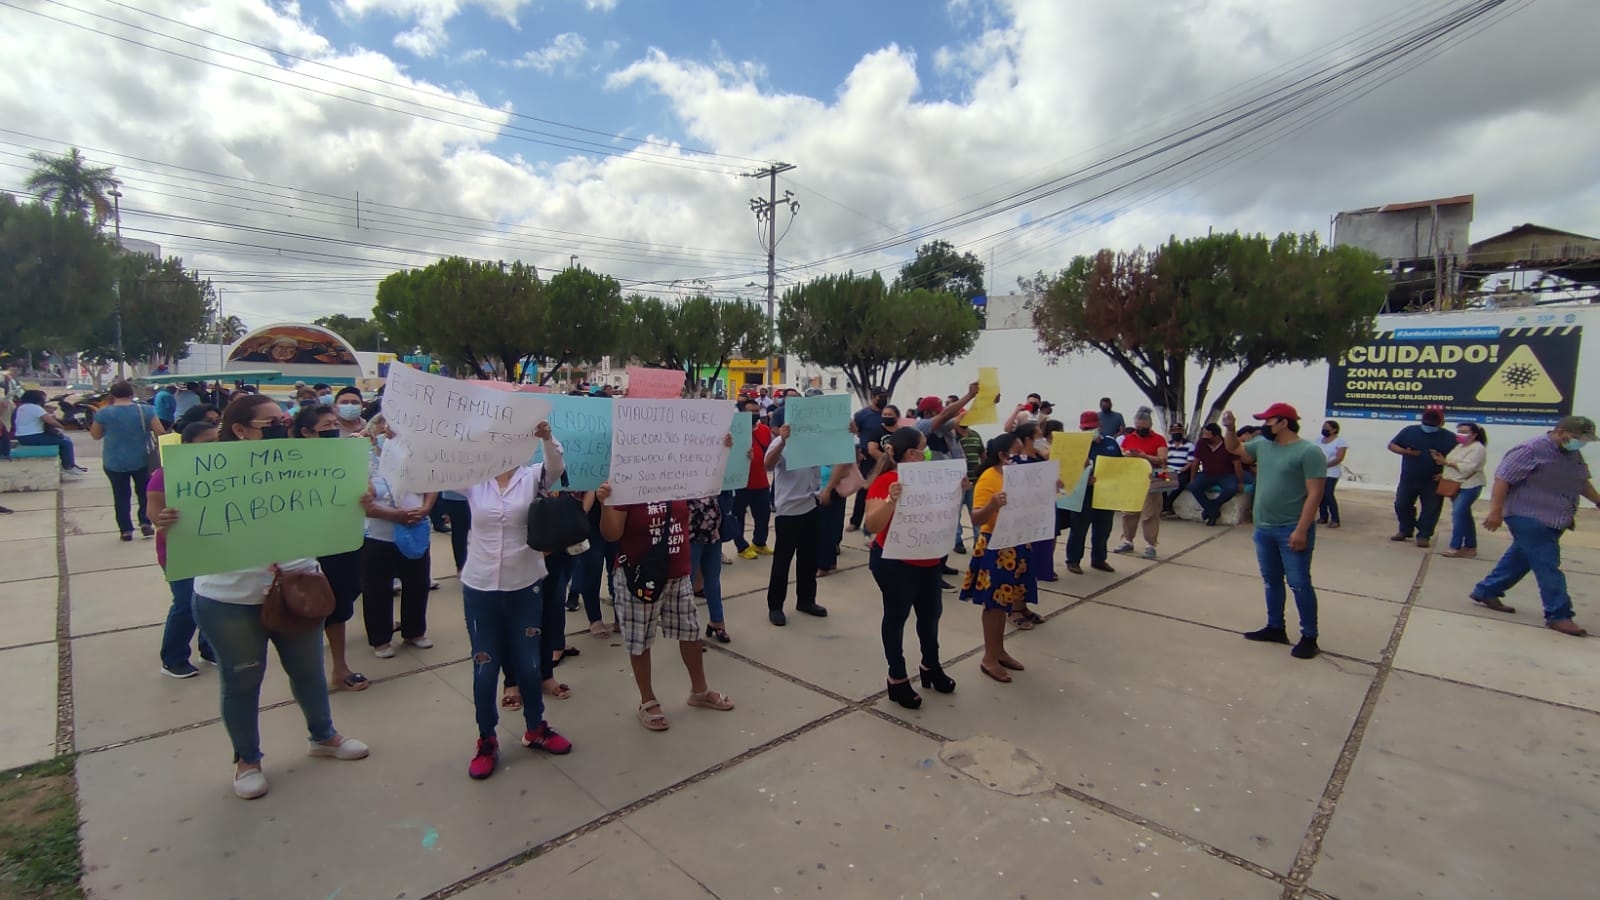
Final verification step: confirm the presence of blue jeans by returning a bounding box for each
[1318,476,1340,525]
[1253,524,1318,638]
[690,541,725,623]
[732,486,771,550]
[817,493,847,571]
[191,595,335,764]
[539,554,573,682]
[1449,486,1483,550]
[1394,478,1445,540]
[1473,516,1574,623]
[18,432,77,469]
[568,537,613,625]
[462,584,547,738]
[159,577,213,669]
[1189,472,1239,519]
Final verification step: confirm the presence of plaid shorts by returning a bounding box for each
[613,574,699,656]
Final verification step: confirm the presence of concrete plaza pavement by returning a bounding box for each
[4,448,1599,899]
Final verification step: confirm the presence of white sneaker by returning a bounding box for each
[1142,547,1158,559]
[405,636,434,649]
[374,644,396,659]
[307,735,370,760]
[1113,541,1136,554]
[233,767,268,799]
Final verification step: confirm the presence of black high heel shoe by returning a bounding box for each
[704,623,731,644]
[886,679,922,709]
[919,665,956,694]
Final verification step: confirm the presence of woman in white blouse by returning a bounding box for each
[154,394,369,801]
[460,420,574,780]
[1436,422,1489,558]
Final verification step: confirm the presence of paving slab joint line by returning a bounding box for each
[618,821,726,899]
[1279,552,1431,898]
[422,706,858,900]
[1390,666,1600,718]
[54,489,76,757]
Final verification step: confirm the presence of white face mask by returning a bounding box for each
[336,403,362,421]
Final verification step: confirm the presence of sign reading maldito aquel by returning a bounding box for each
[1325,324,1581,427]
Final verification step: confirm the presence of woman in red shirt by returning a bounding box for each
[864,428,961,709]
[598,485,735,732]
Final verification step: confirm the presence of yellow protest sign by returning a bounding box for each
[962,367,1001,425]
[157,432,181,464]
[1050,432,1093,481]
[1090,456,1153,511]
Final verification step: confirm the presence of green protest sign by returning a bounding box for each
[162,439,369,581]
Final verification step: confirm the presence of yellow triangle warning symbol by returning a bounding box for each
[1477,344,1564,404]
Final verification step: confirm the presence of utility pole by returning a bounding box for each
[110,188,125,380]
[745,162,797,386]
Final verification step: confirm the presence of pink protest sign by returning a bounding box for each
[625,366,686,399]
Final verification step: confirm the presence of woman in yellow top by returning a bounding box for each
[959,433,1030,682]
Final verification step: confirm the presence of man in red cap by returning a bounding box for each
[1386,407,1459,548]
[1222,402,1328,659]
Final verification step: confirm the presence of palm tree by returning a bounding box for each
[25,148,121,228]
[206,315,248,344]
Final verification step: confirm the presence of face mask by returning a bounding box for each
[1321,430,1333,437]
[337,403,362,421]
[1456,433,1473,445]
[297,399,313,408]
[1170,434,1183,442]
[884,417,898,426]
[921,449,932,461]
[1136,427,1151,437]
[318,428,342,439]
[1562,439,1587,452]
[1420,424,1440,433]
[258,423,289,440]
[375,434,388,450]
[317,394,334,405]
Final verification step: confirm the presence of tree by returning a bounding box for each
[1026,231,1387,433]
[313,314,391,352]
[0,192,117,360]
[625,294,773,394]
[892,239,986,300]
[778,272,981,404]
[203,315,249,345]
[374,257,543,378]
[536,267,629,384]
[79,254,212,366]
[25,148,121,228]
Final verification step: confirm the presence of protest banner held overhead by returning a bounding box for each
[378,365,553,493]
[882,460,968,560]
[962,367,1001,425]
[607,399,738,504]
[779,393,856,468]
[1326,324,1582,426]
[625,366,687,399]
[162,439,368,581]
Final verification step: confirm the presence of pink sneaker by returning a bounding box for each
[468,736,499,779]
[522,723,572,755]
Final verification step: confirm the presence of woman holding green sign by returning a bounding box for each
[155,393,370,801]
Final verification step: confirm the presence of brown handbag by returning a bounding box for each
[1436,478,1462,499]
[260,567,336,634]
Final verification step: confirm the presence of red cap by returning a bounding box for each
[1079,410,1101,429]
[917,396,942,416]
[1253,402,1300,421]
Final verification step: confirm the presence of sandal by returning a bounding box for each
[1008,612,1035,631]
[638,700,670,731]
[588,621,611,639]
[998,657,1025,671]
[687,689,735,711]
[543,679,572,700]
[1023,610,1044,625]
[331,672,370,692]
[979,662,1013,683]
[501,689,523,712]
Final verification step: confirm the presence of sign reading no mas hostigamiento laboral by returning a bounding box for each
[1325,324,1581,426]
[161,439,370,581]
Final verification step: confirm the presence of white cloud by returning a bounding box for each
[512,33,589,73]
[2,0,1595,333]
[336,0,535,57]
[584,0,619,11]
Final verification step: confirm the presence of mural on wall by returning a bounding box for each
[229,324,360,366]
[1326,321,1582,426]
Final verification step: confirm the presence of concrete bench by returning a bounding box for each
[1171,486,1249,526]
[0,446,62,492]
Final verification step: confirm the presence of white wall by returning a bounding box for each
[891,305,1598,492]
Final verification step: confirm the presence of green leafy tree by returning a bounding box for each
[536,266,629,384]
[625,294,773,394]
[374,257,543,378]
[203,314,249,345]
[313,314,391,352]
[25,148,121,228]
[0,192,117,360]
[892,239,986,300]
[778,272,981,404]
[1026,231,1387,432]
[80,254,212,366]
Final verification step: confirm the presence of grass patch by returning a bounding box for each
[0,755,82,900]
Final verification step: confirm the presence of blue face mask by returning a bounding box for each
[375,434,388,451]
[317,393,334,406]
[1562,439,1587,453]
[1420,424,1440,433]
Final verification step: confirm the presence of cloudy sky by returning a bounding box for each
[1,0,1595,331]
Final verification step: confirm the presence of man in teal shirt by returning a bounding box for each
[1223,402,1327,659]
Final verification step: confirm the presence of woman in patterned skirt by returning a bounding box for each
[960,432,1033,683]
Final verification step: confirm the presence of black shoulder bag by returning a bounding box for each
[526,469,590,552]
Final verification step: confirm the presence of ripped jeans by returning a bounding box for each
[462,583,546,739]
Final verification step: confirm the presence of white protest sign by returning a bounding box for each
[377,365,552,493]
[985,461,1059,551]
[606,399,738,504]
[882,459,967,560]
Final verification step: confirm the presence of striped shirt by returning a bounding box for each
[1497,434,1591,530]
[1167,439,1193,473]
